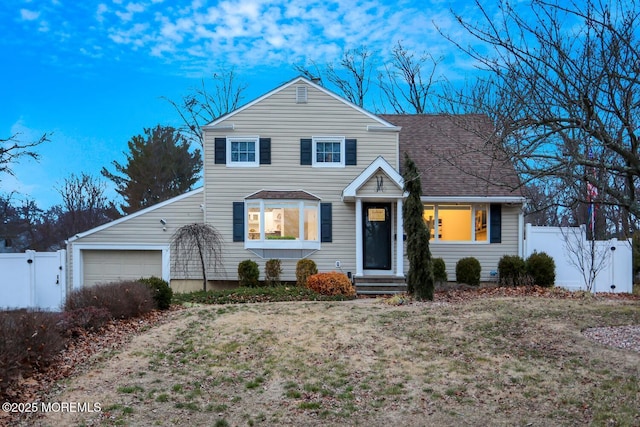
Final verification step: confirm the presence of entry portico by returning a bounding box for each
[342,156,407,279]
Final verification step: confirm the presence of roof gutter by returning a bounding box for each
[421,196,526,204]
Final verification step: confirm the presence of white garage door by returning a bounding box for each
[83,250,162,287]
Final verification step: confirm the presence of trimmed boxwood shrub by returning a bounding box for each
[296,259,318,287]
[238,259,260,287]
[139,276,173,310]
[498,255,526,287]
[526,252,556,287]
[456,257,481,286]
[433,258,447,283]
[264,259,283,287]
[306,272,355,297]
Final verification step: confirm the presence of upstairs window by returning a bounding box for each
[313,137,345,167]
[227,137,259,167]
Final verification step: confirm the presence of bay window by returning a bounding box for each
[246,200,320,249]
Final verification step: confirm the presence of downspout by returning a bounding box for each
[518,204,525,258]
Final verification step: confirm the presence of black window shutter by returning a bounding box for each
[215,138,226,164]
[259,138,271,164]
[300,138,312,165]
[489,204,502,243]
[232,202,244,242]
[345,139,357,165]
[320,203,332,242]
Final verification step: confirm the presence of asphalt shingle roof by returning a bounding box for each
[380,114,523,198]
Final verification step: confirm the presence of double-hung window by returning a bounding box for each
[423,204,488,242]
[227,137,259,167]
[313,137,345,167]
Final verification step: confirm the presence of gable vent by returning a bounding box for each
[296,86,308,104]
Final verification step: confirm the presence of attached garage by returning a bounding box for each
[65,188,204,292]
[70,244,171,290]
[82,250,163,287]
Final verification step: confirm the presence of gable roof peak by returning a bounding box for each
[204,76,397,129]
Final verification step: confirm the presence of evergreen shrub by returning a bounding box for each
[433,258,447,283]
[525,252,556,287]
[296,259,318,287]
[238,259,260,287]
[498,255,526,287]
[139,276,173,310]
[264,259,283,287]
[456,257,481,286]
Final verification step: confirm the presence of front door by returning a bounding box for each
[363,203,392,270]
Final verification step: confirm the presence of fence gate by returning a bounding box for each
[0,250,66,311]
[524,224,632,293]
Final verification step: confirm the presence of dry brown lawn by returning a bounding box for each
[20,296,640,426]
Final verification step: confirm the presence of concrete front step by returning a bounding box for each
[354,277,407,295]
[357,289,406,295]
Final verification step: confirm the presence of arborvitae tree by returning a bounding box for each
[102,125,201,214]
[402,153,434,300]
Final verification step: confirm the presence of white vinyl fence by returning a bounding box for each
[0,250,67,311]
[524,224,632,293]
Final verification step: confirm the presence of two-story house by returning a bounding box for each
[67,76,524,293]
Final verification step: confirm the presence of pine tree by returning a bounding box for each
[402,153,434,300]
[102,125,201,214]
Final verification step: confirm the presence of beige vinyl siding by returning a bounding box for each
[69,192,203,245]
[358,172,404,198]
[67,190,204,290]
[205,82,398,281]
[418,204,521,282]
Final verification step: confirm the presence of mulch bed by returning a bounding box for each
[434,283,640,303]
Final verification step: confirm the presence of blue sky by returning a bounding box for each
[1,0,488,210]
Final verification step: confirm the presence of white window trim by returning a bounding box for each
[425,203,490,244]
[227,136,259,167]
[312,136,345,168]
[245,200,321,250]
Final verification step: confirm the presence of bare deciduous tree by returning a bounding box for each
[438,0,640,234]
[54,173,119,240]
[0,133,49,179]
[295,42,440,113]
[562,225,610,293]
[172,223,224,291]
[296,46,376,108]
[378,41,442,113]
[165,68,247,145]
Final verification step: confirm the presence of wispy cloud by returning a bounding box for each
[19,9,40,21]
[8,0,494,80]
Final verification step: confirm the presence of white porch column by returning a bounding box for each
[396,199,404,277]
[355,198,363,277]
